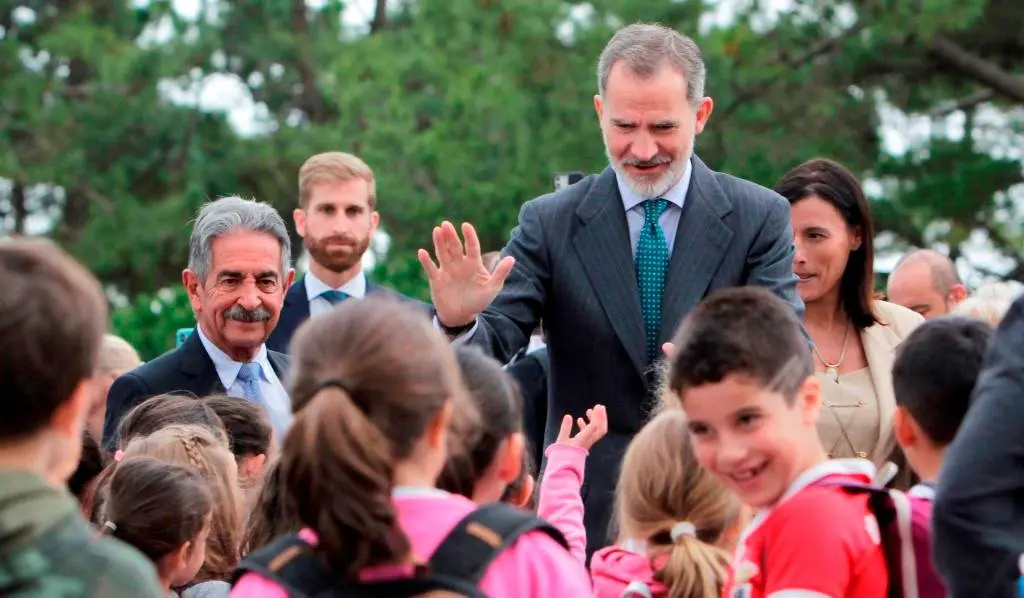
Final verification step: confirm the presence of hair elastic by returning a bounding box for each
[113,449,125,463]
[670,521,696,542]
[316,379,354,395]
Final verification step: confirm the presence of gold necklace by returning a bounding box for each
[811,324,850,384]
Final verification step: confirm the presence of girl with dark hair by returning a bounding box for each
[436,346,528,504]
[776,157,922,472]
[115,394,227,452]
[102,457,213,595]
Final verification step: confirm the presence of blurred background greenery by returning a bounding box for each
[2,0,1022,358]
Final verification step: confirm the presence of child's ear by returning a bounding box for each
[797,375,822,426]
[52,376,97,439]
[426,401,453,450]
[893,407,917,449]
[497,433,525,484]
[160,540,192,580]
[510,474,536,509]
[239,453,268,480]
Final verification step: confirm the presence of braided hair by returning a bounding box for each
[122,424,243,582]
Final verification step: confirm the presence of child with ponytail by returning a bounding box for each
[539,408,743,597]
[123,424,244,597]
[231,299,590,597]
[102,457,213,595]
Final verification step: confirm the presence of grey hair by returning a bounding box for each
[188,196,292,282]
[597,23,706,106]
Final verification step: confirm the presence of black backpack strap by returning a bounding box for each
[426,503,569,586]
[232,534,338,598]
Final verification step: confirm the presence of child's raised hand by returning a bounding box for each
[556,404,608,451]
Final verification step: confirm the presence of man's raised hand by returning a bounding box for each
[417,221,515,327]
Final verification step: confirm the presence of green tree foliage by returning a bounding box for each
[1,0,1021,358]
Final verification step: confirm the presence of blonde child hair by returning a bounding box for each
[99,334,142,375]
[615,410,740,598]
[123,423,244,582]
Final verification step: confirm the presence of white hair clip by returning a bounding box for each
[623,580,654,598]
[102,521,117,533]
[670,521,696,542]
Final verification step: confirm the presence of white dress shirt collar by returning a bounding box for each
[304,269,367,302]
[195,324,273,390]
[616,157,693,212]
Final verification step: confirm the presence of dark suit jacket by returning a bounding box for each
[102,330,290,449]
[470,156,803,552]
[933,295,1024,598]
[267,275,432,354]
[505,347,549,469]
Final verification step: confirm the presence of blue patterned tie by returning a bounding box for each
[236,363,266,407]
[636,199,671,362]
[319,290,350,305]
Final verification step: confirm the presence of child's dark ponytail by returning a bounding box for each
[282,300,472,580]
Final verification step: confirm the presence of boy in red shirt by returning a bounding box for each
[665,287,887,598]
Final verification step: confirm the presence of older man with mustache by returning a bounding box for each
[102,196,295,448]
[419,23,802,554]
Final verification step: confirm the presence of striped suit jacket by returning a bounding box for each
[470,155,803,553]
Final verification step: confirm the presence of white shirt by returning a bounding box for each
[195,325,293,436]
[305,270,368,317]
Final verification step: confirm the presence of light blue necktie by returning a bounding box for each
[636,199,670,362]
[319,289,350,306]
[236,362,266,407]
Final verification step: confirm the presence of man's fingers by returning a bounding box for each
[440,221,464,263]
[462,222,482,262]
[490,256,516,287]
[432,226,451,266]
[417,249,440,280]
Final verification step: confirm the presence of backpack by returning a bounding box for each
[821,481,945,598]
[231,503,569,598]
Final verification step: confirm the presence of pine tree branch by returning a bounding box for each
[929,35,1024,103]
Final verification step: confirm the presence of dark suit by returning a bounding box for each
[102,330,290,449]
[470,156,803,551]
[267,275,432,354]
[506,347,549,469]
[933,295,1024,598]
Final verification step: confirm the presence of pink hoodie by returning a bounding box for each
[232,487,591,597]
[538,443,668,597]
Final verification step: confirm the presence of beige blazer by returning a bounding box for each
[862,300,924,464]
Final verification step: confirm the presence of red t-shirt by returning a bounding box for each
[723,460,888,598]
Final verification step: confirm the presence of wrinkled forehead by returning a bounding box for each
[208,231,285,276]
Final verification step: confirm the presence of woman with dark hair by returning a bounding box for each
[775,158,922,471]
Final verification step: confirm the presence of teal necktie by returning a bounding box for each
[636,199,670,362]
[319,290,350,306]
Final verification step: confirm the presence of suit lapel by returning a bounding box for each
[572,168,648,376]
[281,275,311,329]
[660,156,734,342]
[178,331,225,395]
[267,351,290,379]
[861,323,899,464]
